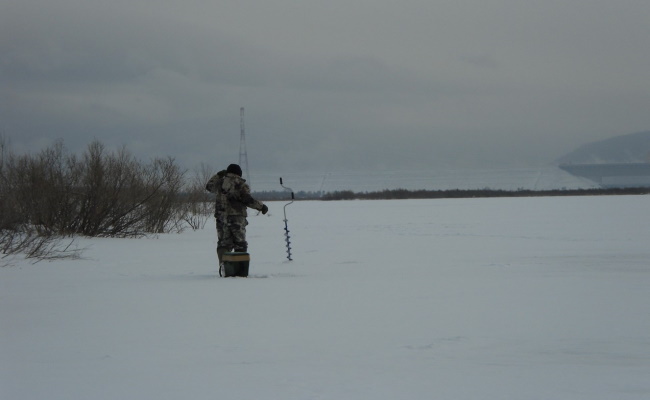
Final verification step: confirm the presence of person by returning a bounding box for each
[205,169,228,274]
[218,164,268,269]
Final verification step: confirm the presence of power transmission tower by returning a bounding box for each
[239,107,251,184]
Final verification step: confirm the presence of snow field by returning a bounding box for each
[2,195,649,399]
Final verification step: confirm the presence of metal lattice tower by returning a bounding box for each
[238,107,250,184]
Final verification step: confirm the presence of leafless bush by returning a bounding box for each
[0,136,81,265]
[139,156,187,234]
[1,227,83,265]
[181,162,216,230]
[1,138,194,263]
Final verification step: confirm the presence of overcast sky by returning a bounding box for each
[2,0,650,173]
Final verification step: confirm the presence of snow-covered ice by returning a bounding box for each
[2,195,649,399]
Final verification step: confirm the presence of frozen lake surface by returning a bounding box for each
[2,195,649,399]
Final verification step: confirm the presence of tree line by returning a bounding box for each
[253,187,650,201]
[317,187,650,200]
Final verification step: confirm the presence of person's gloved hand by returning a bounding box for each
[261,205,269,215]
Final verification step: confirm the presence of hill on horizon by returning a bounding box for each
[557,130,650,164]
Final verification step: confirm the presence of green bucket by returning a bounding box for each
[223,252,250,277]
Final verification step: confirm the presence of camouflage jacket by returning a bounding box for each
[220,172,265,217]
[205,170,228,217]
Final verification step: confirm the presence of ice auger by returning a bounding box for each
[280,177,294,261]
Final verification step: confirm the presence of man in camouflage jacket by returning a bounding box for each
[205,169,228,267]
[218,164,268,258]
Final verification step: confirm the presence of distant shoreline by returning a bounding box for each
[256,187,650,201]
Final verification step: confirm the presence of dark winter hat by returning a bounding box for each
[227,164,243,177]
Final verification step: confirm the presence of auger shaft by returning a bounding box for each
[280,178,294,261]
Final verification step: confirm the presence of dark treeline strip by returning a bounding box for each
[252,190,323,201]
[253,187,650,201]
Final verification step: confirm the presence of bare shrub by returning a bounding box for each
[0,136,82,265]
[181,162,216,230]
[1,227,83,265]
[139,156,187,234]
[68,142,188,236]
[1,138,193,263]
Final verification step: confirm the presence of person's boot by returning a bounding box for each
[217,247,227,277]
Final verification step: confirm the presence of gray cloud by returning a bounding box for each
[2,0,650,173]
